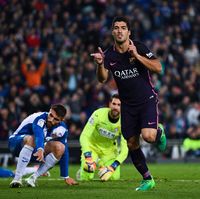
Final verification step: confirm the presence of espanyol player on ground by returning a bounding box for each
[9,104,77,188]
[91,16,166,191]
[77,94,128,181]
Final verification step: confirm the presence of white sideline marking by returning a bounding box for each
[171,179,200,182]
[2,178,200,182]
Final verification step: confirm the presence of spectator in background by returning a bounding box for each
[183,123,200,157]
[0,0,199,146]
[0,108,10,140]
[21,55,47,91]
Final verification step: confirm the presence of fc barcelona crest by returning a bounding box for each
[129,57,136,64]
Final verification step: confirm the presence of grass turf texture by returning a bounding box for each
[1,163,200,199]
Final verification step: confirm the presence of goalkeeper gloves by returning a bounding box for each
[98,160,120,181]
[83,152,96,173]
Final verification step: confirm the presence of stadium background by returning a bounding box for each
[0,0,199,166]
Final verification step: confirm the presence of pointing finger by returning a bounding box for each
[129,39,133,45]
[98,47,104,55]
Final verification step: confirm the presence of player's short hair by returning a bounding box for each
[112,16,131,30]
[110,93,120,102]
[51,104,67,118]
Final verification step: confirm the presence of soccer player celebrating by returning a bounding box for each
[9,104,77,188]
[91,16,166,191]
[77,94,128,181]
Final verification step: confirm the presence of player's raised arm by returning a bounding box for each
[128,40,162,73]
[90,47,109,83]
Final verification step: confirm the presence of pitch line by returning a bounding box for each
[2,178,200,182]
[38,178,200,182]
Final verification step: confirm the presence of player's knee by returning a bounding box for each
[80,169,94,181]
[127,138,140,150]
[23,135,35,147]
[54,142,65,154]
[142,132,156,143]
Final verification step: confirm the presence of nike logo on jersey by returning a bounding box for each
[110,62,117,66]
[149,95,154,99]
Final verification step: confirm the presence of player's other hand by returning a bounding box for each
[33,149,45,162]
[65,177,79,186]
[84,157,96,173]
[90,47,104,65]
[83,152,96,173]
[98,166,114,181]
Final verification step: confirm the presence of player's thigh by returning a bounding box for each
[140,97,158,129]
[44,141,65,155]
[121,103,140,140]
[8,135,25,157]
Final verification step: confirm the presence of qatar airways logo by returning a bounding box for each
[114,68,139,79]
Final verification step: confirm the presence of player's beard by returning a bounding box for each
[46,121,53,129]
[110,109,120,119]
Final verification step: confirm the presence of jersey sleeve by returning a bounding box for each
[79,111,98,153]
[46,125,67,144]
[135,41,156,60]
[115,134,128,164]
[32,117,45,150]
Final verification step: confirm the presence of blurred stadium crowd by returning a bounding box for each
[0,0,200,143]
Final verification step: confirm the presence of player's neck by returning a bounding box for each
[114,40,129,53]
[108,112,119,123]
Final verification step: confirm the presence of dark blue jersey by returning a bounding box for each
[104,40,158,105]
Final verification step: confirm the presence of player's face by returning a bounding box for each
[112,21,130,44]
[47,109,63,128]
[109,98,121,119]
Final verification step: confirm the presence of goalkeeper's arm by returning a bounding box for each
[98,160,120,181]
[83,151,96,173]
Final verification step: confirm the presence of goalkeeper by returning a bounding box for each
[77,94,128,181]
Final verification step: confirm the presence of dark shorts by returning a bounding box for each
[9,135,25,157]
[121,97,159,140]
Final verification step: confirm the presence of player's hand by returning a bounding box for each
[90,47,105,65]
[128,39,138,59]
[98,166,114,181]
[33,149,45,162]
[83,152,96,173]
[65,177,79,186]
[84,157,96,173]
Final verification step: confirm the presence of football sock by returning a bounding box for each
[33,153,58,178]
[155,127,162,143]
[129,148,152,180]
[22,166,38,176]
[14,145,34,180]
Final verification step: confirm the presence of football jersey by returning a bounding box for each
[104,40,158,105]
[80,108,128,164]
[9,112,69,178]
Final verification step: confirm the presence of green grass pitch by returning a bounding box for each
[1,163,200,199]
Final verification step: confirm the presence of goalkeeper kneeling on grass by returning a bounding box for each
[77,94,128,181]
